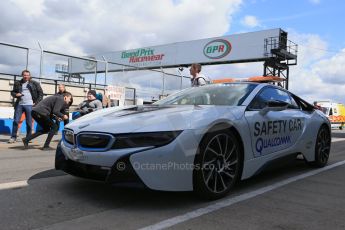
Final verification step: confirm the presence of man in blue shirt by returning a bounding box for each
[8,70,43,143]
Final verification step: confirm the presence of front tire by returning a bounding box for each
[193,129,242,200]
[308,125,331,168]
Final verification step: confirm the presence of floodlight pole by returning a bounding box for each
[37,41,43,78]
[25,48,29,70]
[94,61,97,87]
[102,56,108,86]
[161,67,165,96]
[178,67,184,90]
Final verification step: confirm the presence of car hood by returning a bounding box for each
[66,105,245,134]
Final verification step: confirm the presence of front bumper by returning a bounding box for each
[55,141,145,186]
[55,129,200,191]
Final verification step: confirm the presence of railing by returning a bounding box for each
[0,73,136,108]
[264,36,298,59]
[0,41,191,102]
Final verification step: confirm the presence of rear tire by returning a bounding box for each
[193,129,242,200]
[308,125,331,168]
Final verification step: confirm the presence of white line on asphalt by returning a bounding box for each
[139,160,345,230]
[332,138,345,143]
[0,180,28,190]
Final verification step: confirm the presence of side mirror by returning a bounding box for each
[259,100,289,116]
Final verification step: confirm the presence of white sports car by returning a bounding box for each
[55,83,331,199]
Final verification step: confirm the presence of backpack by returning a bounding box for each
[96,93,103,102]
[195,75,211,85]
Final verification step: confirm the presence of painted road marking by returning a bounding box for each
[332,138,345,143]
[139,160,345,230]
[0,180,28,190]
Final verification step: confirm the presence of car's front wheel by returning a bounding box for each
[193,129,242,200]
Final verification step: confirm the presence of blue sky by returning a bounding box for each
[229,0,344,51]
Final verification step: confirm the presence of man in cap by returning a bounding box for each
[73,90,103,119]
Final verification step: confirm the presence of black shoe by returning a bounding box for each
[22,138,29,149]
[41,146,54,151]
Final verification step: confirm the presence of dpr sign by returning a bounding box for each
[203,39,232,59]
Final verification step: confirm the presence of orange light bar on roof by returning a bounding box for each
[212,78,236,83]
[212,76,286,84]
[248,76,285,82]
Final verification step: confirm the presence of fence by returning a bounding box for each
[0,41,190,103]
[0,73,136,108]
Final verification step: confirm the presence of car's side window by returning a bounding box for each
[293,96,315,112]
[249,87,292,110]
[289,94,300,109]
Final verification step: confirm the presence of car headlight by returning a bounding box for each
[112,131,182,149]
[63,129,74,146]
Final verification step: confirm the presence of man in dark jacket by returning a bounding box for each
[55,83,72,127]
[22,92,72,150]
[8,70,43,143]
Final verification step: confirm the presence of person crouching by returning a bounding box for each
[22,92,73,150]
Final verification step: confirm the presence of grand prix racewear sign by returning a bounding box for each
[121,48,165,64]
[70,28,284,73]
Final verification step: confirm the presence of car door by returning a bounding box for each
[245,86,307,157]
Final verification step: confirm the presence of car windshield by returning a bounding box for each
[154,83,257,106]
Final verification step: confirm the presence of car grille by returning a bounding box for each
[76,133,113,150]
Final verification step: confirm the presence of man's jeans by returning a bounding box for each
[11,104,33,138]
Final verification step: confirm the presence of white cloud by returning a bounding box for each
[309,0,320,4]
[0,0,242,55]
[10,0,45,17]
[241,15,260,28]
[288,31,328,68]
[0,0,242,77]
[280,32,345,104]
[313,49,345,84]
[0,0,242,90]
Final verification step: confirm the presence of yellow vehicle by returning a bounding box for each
[315,101,345,129]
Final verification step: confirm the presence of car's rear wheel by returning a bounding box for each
[193,129,242,200]
[308,125,331,168]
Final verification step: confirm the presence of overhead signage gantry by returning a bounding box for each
[70,28,297,89]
